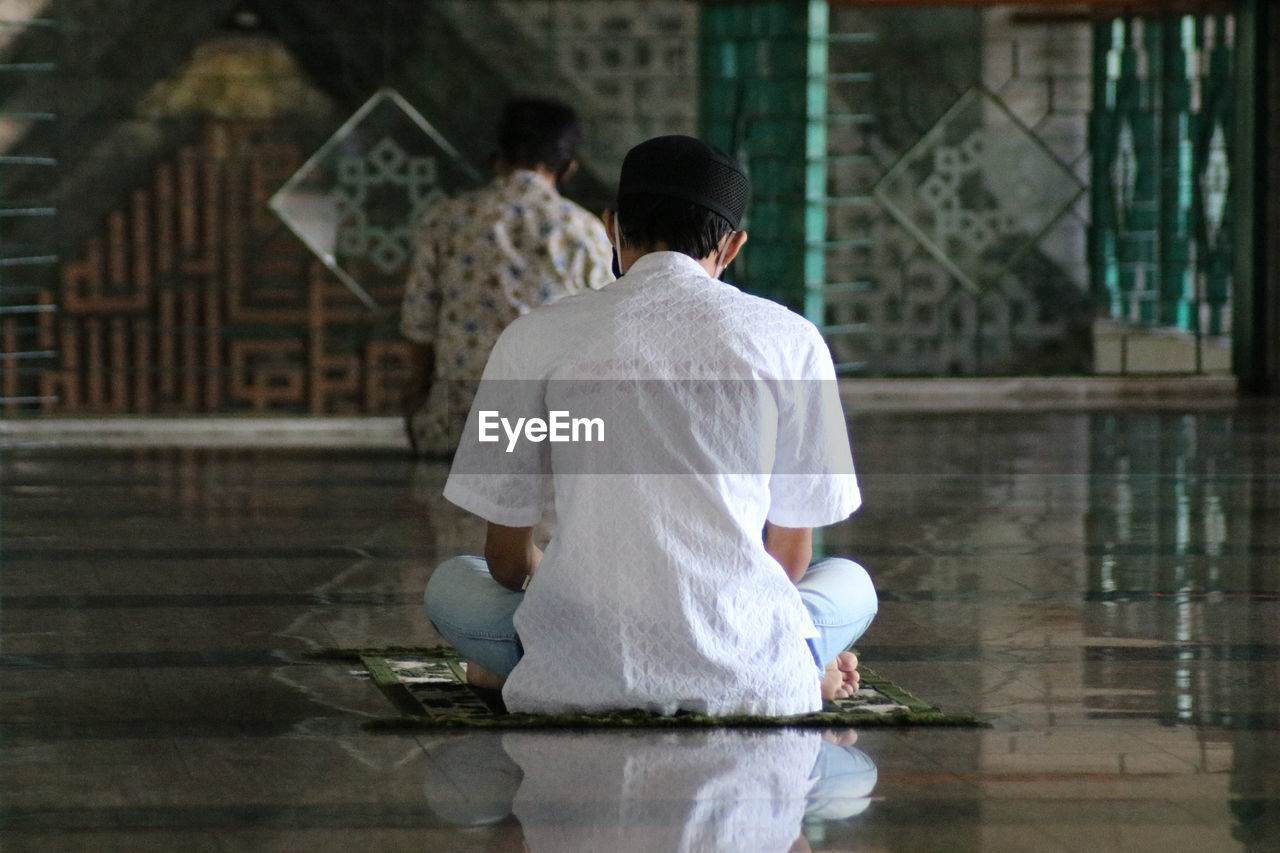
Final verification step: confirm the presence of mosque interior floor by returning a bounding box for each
[2,401,1278,852]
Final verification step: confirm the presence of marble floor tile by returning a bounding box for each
[0,833,227,853]
[2,404,1278,850]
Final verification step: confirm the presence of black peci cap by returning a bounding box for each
[618,135,750,228]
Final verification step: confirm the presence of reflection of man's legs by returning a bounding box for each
[421,734,522,829]
[805,738,878,820]
[797,557,878,667]
[425,556,523,684]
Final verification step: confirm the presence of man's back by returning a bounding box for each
[429,134,874,717]
[401,170,612,452]
[445,252,859,715]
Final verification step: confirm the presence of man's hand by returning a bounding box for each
[764,523,813,583]
[485,522,543,591]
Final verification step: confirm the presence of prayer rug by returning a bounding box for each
[312,647,986,730]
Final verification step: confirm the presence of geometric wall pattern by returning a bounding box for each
[269,88,480,311]
[5,1,1250,416]
[492,0,699,182]
[874,87,1083,295]
[2,2,707,416]
[819,5,1094,376]
[1090,15,1235,336]
[24,121,411,416]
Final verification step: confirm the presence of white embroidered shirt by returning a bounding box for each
[444,252,861,716]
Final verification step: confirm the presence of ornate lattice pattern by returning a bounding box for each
[494,0,699,176]
[269,89,478,311]
[874,87,1083,294]
[333,137,445,273]
[819,5,1094,376]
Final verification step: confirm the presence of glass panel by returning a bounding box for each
[268,89,481,310]
[873,87,1084,295]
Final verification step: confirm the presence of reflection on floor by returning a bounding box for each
[2,403,1278,852]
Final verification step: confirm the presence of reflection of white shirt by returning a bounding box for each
[504,731,821,853]
[444,252,861,715]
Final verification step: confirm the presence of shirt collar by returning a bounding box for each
[499,169,557,192]
[623,251,712,281]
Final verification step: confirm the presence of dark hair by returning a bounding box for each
[497,98,581,176]
[616,193,735,260]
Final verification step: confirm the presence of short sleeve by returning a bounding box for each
[767,324,861,528]
[400,214,443,345]
[442,325,551,527]
[556,206,614,294]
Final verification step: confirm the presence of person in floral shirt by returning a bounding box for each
[400,98,613,456]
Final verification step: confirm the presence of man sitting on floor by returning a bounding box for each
[425,135,877,715]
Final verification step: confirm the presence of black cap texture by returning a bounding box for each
[618,135,750,227]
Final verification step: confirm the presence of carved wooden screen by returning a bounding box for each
[39,122,411,415]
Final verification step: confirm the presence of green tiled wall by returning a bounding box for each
[699,0,824,319]
[1091,15,1235,335]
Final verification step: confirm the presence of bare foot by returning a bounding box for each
[466,662,506,690]
[820,651,860,702]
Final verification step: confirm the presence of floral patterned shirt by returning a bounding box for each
[400,170,613,453]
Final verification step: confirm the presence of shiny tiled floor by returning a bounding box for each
[2,404,1278,851]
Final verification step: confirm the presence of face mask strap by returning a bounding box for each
[713,231,737,280]
[610,216,624,278]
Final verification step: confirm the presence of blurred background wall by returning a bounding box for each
[0,0,1271,417]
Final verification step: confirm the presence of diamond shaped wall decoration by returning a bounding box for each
[1201,123,1230,244]
[269,88,482,310]
[873,87,1084,293]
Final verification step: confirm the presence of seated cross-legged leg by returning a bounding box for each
[424,556,524,687]
[795,557,879,701]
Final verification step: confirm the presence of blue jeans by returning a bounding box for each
[425,555,878,678]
